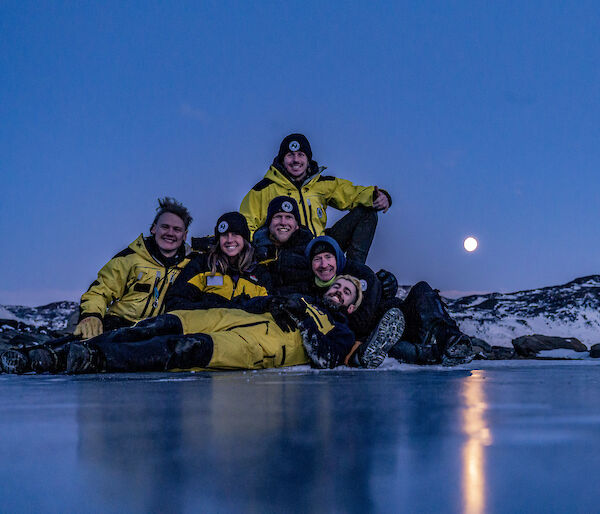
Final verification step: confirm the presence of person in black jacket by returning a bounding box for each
[306,237,383,338]
[305,236,473,367]
[253,196,314,295]
[305,236,405,368]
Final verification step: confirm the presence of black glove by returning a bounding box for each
[268,297,297,333]
[376,269,398,299]
[268,295,308,332]
[282,294,308,315]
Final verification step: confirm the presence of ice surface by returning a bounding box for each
[2,362,600,513]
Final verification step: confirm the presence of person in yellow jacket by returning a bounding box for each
[240,133,392,264]
[74,197,193,339]
[164,211,271,312]
[63,275,364,374]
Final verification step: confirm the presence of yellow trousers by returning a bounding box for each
[171,308,309,370]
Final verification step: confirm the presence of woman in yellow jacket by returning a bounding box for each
[164,211,271,314]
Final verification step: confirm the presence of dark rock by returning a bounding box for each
[471,337,491,352]
[470,337,492,359]
[512,334,588,358]
[7,332,53,347]
[590,344,600,358]
[489,346,515,360]
[0,319,33,331]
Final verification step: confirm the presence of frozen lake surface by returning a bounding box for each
[2,360,600,513]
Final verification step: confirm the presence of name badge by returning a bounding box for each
[206,275,224,286]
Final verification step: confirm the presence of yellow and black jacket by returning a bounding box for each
[164,252,271,312]
[240,163,389,237]
[79,235,192,329]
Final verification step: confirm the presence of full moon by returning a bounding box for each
[463,236,478,252]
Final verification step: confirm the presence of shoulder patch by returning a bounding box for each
[111,248,135,259]
[317,175,336,182]
[252,178,275,191]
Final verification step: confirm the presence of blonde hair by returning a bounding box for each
[207,239,256,275]
[335,274,363,308]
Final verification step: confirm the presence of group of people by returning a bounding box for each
[1,133,472,375]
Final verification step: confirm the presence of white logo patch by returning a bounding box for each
[218,221,229,233]
[360,279,368,292]
[316,207,323,218]
[282,201,293,212]
[289,140,300,151]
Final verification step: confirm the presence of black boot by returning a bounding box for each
[388,340,419,363]
[67,342,106,374]
[0,349,29,374]
[441,333,473,366]
[401,281,473,365]
[29,343,70,373]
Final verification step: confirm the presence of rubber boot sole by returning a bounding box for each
[361,308,405,369]
[442,334,474,366]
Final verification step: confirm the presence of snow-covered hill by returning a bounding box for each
[1,276,600,348]
[444,275,600,347]
[2,301,78,331]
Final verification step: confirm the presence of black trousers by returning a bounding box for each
[326,206,378,264]
[77,314,214,372]
[387,281,462,364]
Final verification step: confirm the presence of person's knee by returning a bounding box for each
[354,205,378,226]
[412,281,434,295]
[136,314,183,334]
[168,333,214,369]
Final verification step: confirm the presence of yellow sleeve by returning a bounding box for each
[79,255,131,319]
[326,178,375,211]
[240,189,267,236]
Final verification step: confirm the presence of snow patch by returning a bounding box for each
[0,306,18,321]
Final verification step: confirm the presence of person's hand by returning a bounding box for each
[373,186,390,213]
[268,297,297,332]
[376,269,398,299]
[73,317,103,339]
[281,295,308,318]
[268,296,308,332]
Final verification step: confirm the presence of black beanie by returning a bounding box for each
[214,212,250,242]
[309,241,335,260]
[276,133,313,163]
[266,196,301,227]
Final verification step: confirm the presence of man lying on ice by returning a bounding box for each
[1,276,399,374]
[305,236,474,367]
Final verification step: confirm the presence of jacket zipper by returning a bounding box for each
[142,270,162,318]
[296,187,317,236]
[150,265,172,317]
[225,320,270,332]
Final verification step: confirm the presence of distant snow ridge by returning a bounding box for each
[1,301,78,331]
[444,275,600,347]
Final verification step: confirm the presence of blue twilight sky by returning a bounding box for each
[1,1,599,305]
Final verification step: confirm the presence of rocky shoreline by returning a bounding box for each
[2,299,599,363]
